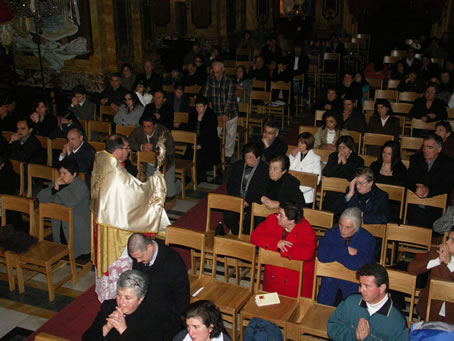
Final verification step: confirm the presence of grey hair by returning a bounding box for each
[339,207,362,231]
[117,270,149,299]
[212,61,224,71]
[128,233,153,254]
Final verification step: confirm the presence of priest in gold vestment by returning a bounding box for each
[91,134,170,301]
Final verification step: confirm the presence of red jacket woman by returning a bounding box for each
[251,202,316,298]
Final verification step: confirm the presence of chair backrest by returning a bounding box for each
[252,80,267,91]
[99,105,116,121]
[249,90,270,115]
[88,120,112,141]
[398,91,422,104]
[313,148,332,163]
[387,79,401,90]
[426,278,454,321]
[115,125,136,137]
[362,100,375,114]
[206,193,244,237]
[410,119,437,136]
[400,136,423,160]
[35,135,48,149]
[343,130,362,152]
[10,159,25,196]
[35,333,71,341]
[250,203,278,237]
[320,176,349,210]
[171,130,197,163]
[403,190,447,224]
[38,202,73,243]
[312,258,357,299]
[298,125,318,136]
[236,48,251,60]
[174,111,189,124]
[48,138,67,166]
[391,50,407,58]
[184,85,201,96]
[213,236,256,289]
[366,78,383,90]
[88,140,105,152]
[314,110,326,126]
[303,208,334,238]
[374,89,398,102]
[361,133,394,155]
[375,184,405,220]
[165,226,206,277]
[27,164,54,197]
[385,223,432,258]
[136,151,158,181]
[391,102,413,115]
[362,224,387,265]
[360,154,377,167]
[79,119,88,133]
[288,170,318,209]
[383,56,400,64]
[256,248,304,296]
[387,268,417,323]
[238,102,249,117]
[1,194,36,236]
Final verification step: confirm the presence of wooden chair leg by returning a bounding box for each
[69,251,77,284]
[181,173,186,200]
[46,263,55,302]
[232,315,237,341]
[5,252,15,291]
[192,166,197,191]
[16,258,25,293]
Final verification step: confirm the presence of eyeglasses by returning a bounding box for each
[356,180,369,186]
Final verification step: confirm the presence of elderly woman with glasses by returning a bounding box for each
[334,166,390,224]
[83,269,164,340]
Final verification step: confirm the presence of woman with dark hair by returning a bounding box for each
[49,110,83,139]
[391,61,407,82]
[337,71,362,103]
[370,140,407,186]
[188,96,220,184]
[367,98,401,142]
[173,300,231,341]
[322,135,364,212]
[114,91,144,127]
[315,87,341,111]
[354,71,370,106]
[334,167,390,224]
[409,83,447,123]
[224,142,269,235]
[435,120,454,159]
[134,79,152,106]
[235,65,252,103]
[314,111,344,150]
[289,132,321,206]
[37,158,90,257]
[120,63,136,91]
[251,201,316,298]
[30,99,58,137]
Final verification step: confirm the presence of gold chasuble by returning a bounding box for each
[91,151,169,278]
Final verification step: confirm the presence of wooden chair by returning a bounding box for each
[391,50,408,58]
[387,79,401,90]
[136,151,158,182]
[387,268,417,325]
[27,163,54,198]
[375,184,405,221]
[164,226,206,294]
[174,111,189,129]
[270,81,291,129]
[236,104,249,157]
[430,58,444,68]
[400,136,423,160]
[362,224,387,265]
[252,79,266,91]
[322,53,340,73]
[183,84,201,97]
[1,130,15,141]
[47,138,67,167]
[303,208,334,238]
[16,203,77,301]
[35,333,71,341]
[250,203,279,237]
[314,110,325,127]
[88,140,105,152]
[213,116,226,178]
[398,91,422,104]
[392,102,413,115]
[299,259,356,338]
[320,176,349,210]
[87,120,112,141]
[426,278,454,321]
[239,248,304,340]
[79,119,88,133]
[361,154,377,167]
[362,100,375,114]
[298,125,318,136]
[375,89,398,102]
[403,190,447,225]
[172,130,197,199]
[1,195,37,290]
[194,237,256,341]
[313,148,332,163]
[343,130,362,153]
[10,159,25,196]
[385,223,432,266]
[410,119,437,136]
[289,170,319,209]
[99,105,116,122]
[248,90,270,135]
[366,78,383,90]
[115,125,135,137]
[236,48,251,61]
[361,133,394,155]
[383,56,400,64]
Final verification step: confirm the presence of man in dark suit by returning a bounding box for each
[254,120,288,162]
[135,59,162,94]
[7,117,45,164]
[128,233,189,341]
[69,85,95,121]
[56,127,96,176]
[405,134,454,228]
[143,90,174,131]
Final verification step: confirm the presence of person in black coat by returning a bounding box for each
[224,143,269,235]
[322,135,364,212]
[261,154,305,210]
[340,97,367,133]
[83,270,165,340]
[370,141,407,186]
[166,83,191,114]
[135,59,162,94]
[337,72,363,104]
[7,118,46,165]
[29,99,58,137]
[248,55,271,82]
[0,93,17,132]
[405,134,454,228]
[128,234,190,341]
[409,83,447,122]
[143,90,174,131]
[188,96,220,183]
[254,121,288,163]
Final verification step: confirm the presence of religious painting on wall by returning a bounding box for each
[280,0,312,17]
